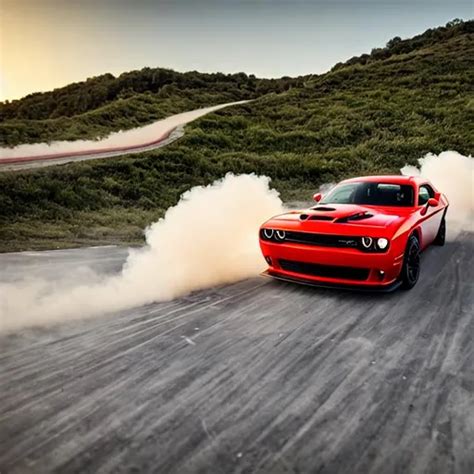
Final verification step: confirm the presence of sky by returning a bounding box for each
[1,0,472,101]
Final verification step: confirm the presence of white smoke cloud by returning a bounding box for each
[0,102,247,159]
[401,151,473,237]
[0,174,283,333]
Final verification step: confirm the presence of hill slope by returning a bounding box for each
[0,20,473,252]
[0,70,300,146]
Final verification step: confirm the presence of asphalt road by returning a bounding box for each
[0,233,473,474]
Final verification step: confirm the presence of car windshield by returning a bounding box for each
[321,182,414,207]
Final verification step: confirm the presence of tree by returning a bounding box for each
[386,36,402,49]
[446,19,462,28]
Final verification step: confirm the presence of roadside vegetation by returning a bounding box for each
[0,20,472,252]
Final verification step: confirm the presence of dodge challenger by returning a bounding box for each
[259,175,448,290]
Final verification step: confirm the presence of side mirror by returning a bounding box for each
[313,193,322,203]
[421,197,439,215]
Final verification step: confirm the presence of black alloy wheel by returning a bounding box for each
[401,234,421,290]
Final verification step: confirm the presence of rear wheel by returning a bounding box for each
[433,218,446,246]
[401,235,421,290]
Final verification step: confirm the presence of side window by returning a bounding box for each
[418,184,434,206]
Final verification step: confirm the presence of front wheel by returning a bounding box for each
[400,235,421,290]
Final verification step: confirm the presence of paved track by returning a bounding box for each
[0,233,473,473]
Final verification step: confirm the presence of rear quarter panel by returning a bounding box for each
[414,185,448,248]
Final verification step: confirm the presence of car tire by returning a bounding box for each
[433,217,446,246]
[400,234,421,290]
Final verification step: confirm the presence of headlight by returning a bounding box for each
[377,238,389,250]
[275,230,286,241]
[263,228,274,239]
[361,237,373,249]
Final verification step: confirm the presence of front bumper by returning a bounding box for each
[262,270,402,292]
[259,239,404,289]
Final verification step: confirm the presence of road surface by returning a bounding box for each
[0,233,473,473]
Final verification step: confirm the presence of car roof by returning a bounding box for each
[340,175,426,186]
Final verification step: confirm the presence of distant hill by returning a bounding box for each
[332,17,472,70]
[0,19,472,252]
[0,70,302,146]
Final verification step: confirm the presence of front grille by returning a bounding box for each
[284,231,360,249]
[260,229,389,253]
[279,259,370,281]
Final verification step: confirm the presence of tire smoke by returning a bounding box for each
[2,151,471,332]
[401,151,473,238]
[0,174,283,332]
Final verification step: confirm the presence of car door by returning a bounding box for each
[417,183,442,247]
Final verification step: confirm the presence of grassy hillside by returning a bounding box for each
[0,20,473,252]
[0,70,301,146]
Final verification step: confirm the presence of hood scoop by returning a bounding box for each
[300,213,334,221]
[309,215,334,221]
[300,214,334,221]
[335,211,374,223]
[311,206,336,212]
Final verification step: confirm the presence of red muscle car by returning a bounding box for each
[259,175,448,291]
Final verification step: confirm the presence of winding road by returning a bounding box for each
[0,231,472,473]
[0,101,248,172]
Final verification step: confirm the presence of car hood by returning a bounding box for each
[268,204,407,229]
